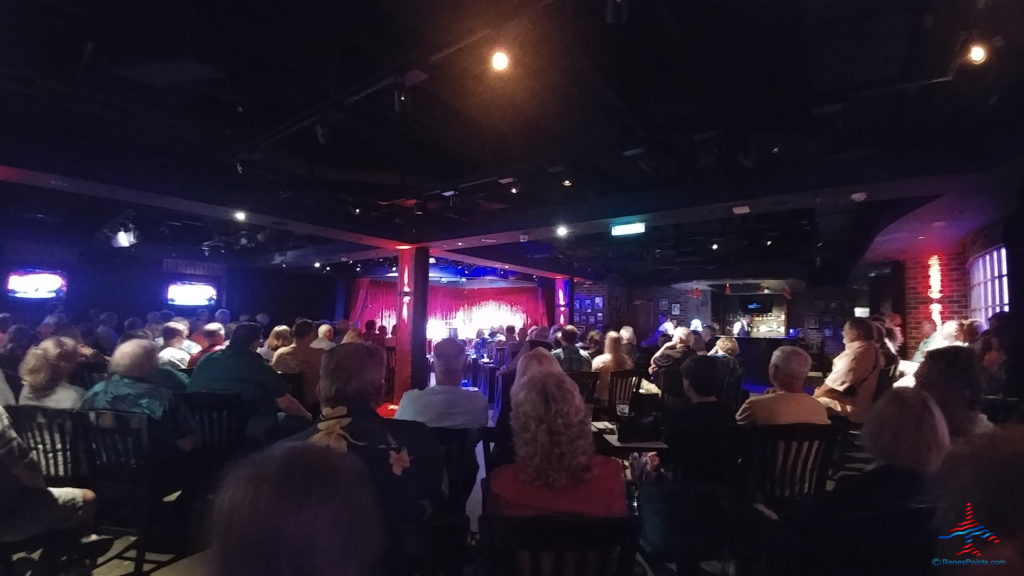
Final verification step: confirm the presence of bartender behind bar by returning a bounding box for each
[732,314,752,337]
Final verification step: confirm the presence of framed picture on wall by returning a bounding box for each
[823,326,834,338]
[588,314,597,324]
[573,312,580,323]
[594,296,604,310]
[659,298,669,311]
[806,316,819,329]
[596,312,604,322]
[583,299,593,312]
[671,303,681,316]
[574,298,581,311]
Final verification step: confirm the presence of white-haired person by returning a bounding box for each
[650,326,698,398]
[813,317,884,424]
[736,346,829,425]
[18,336,84,409]
[81,339,195,454]
[619,325,639,362]
[488,358,627,517]
[310,323,337,351]
[831,388,950,515]
[396,338,487,429]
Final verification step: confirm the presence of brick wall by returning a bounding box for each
[903,250,969,358]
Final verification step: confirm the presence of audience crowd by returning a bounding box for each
[0,304,1018,576]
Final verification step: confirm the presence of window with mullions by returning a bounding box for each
[969,245,1010,322]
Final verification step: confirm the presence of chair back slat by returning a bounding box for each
[430,427,482,516]
[607,370,642,408]
[494,346,508,367]
[7,406,80,487]
[482,516,638,576]
[566,372,599,404]
[79,411,150,486]
[181,393,247,453]
[744,424,836,502]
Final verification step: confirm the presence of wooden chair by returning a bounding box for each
[0,531,81,576]
[493,346,508,367]
[481,426,500,476]
[872,361,899,403]
[385,346,397,401]
[480,516,639,576]
[181,393,248,456]
[742,424,837,504]
[607,370,642,410]
[566,371,599,404]
[78,411,153,576]
[6,405,81,488]
[277,372,305,402]
[430,427,482,516]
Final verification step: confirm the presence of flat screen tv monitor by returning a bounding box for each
[739,296,773,313]
[6,269,68,300]
[166,281,218,307]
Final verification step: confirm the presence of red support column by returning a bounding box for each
[393,246,430,402]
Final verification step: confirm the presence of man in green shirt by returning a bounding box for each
[189,323,311,442]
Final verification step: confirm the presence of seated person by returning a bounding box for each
[210,443,384,576]
[590,331,634,404]
[551,325,592,373]
[188,323,226,368]
[650,327,698,398]
[488,363,627,517]
[190,323,311,441]
[814,319,884,424]
[118,331,189,393]
[271,320,325,412]
[310,323,336,351]
[664,356,737,485]
[831,388,949,515]
[289,343,443,547]
[913,346,992,438]
[157,322,192,369]
[395,338,488,429]
[736,346,829,425]
[18,337,85,409]
[81,340,195,455]
[0,405,111,565]
[257,325,293,362]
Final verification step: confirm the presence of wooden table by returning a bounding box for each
[591,421,669,456]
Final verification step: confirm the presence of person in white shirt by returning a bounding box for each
[732,314,753,337]
[396,338,488,429]
[157,322,193,370]
[17,337,85,410]
[310,324,337,351]
[736,346,829,425]
[657,315,676,336]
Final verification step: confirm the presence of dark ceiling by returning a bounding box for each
[1,0,1022,284]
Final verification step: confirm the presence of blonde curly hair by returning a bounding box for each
[510,365,595,489]
[19,336,78,397]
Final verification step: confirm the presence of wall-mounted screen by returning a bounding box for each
[166,281,218,307]
[6,269,68,300]
[739,296,773,312]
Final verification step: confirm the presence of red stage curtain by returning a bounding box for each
[349,280,548,334]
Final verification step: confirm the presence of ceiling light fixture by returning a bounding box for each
[967,43,988,65]
[766,240,773,246]
[556,225,569,237]
[314,262,322,268]
[850,191,868,202]
[491,50,510,71]
[712,243,719,250]
[731,205,751,215]
[562,179,572,187]
[510,187,518,194]
[233,211,247,222]
[396,245,412,250]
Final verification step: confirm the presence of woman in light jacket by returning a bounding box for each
[813,317,883,423]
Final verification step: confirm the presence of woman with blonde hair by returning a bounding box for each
[18,336,84,409]
[590,331,634,403]
[258,325,294,361]
[489,356,627,517]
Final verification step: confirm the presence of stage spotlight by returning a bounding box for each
[510,187,518,194]
[233,211,247,222]
[712,243,719,250]
[556,225,568,237]
[491,50,510,71]
[314,262,322,268]
[967,43,988,65]
[562,179,573,187]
